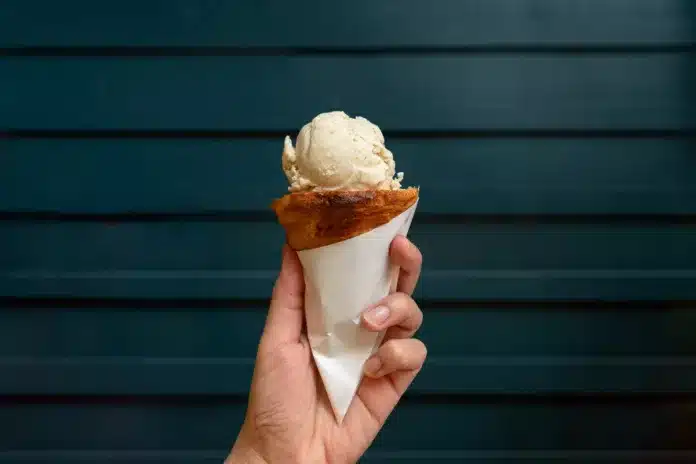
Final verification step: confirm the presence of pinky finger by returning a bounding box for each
[364,338,427,382]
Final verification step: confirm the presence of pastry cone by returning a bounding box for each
[271,187,419,251]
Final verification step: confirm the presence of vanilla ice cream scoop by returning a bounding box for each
[282,111,404,192]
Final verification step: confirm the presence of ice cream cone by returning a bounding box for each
[269,111,419,422]
[271,187,419,422]
[271,187,419,251]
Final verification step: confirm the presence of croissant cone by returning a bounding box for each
[271,187,419,251]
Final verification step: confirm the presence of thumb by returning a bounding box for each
[261,244,305,347]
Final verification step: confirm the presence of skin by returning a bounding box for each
[225,236,427,464]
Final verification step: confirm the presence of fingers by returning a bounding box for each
[348,288,427,433]
[351,338,427,428]
[390,236,422,295]
[361,292,423,340]
[261,245,305,348]
[363,338,427,380]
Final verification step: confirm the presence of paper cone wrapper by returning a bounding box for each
[297,200,418,422]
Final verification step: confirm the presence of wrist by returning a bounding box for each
[225,432,268,464]
[225,448,267,464]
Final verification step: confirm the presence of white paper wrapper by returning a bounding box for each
[297,201,418,422]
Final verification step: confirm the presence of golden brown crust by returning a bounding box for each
[271,188,419,251]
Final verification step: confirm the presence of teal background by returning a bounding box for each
[1,0,696,462]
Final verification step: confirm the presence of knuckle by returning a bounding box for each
[415,341,428,370]
[410,243,423,267]
[412,303,424,326]
[383,340,409,366]
[387,292,412,312]
[417,339,428,361]
[389,292,423,326]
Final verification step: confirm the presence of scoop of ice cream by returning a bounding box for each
[282,111,404,192]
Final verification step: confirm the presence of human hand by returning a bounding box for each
[225,236,426,464]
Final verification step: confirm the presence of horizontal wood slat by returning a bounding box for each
[3,308,695,357]
[423,272,696,301]
[2,222,694,299]
[2,356,696,395]
[3,138,696,215]
[3,308,696,394]
[2,56,694,131]
[2,400,695,450]
[4,272,696,301]
[5,223,694,270]
[1,0,693,48]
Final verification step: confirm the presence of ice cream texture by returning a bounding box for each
[282,111,404,192]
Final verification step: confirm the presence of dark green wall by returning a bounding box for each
[1,0,696,462]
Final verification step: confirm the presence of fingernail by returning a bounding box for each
[364,305,390,326]
[364,357,382,377]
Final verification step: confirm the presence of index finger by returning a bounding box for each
[390,235,422,295]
